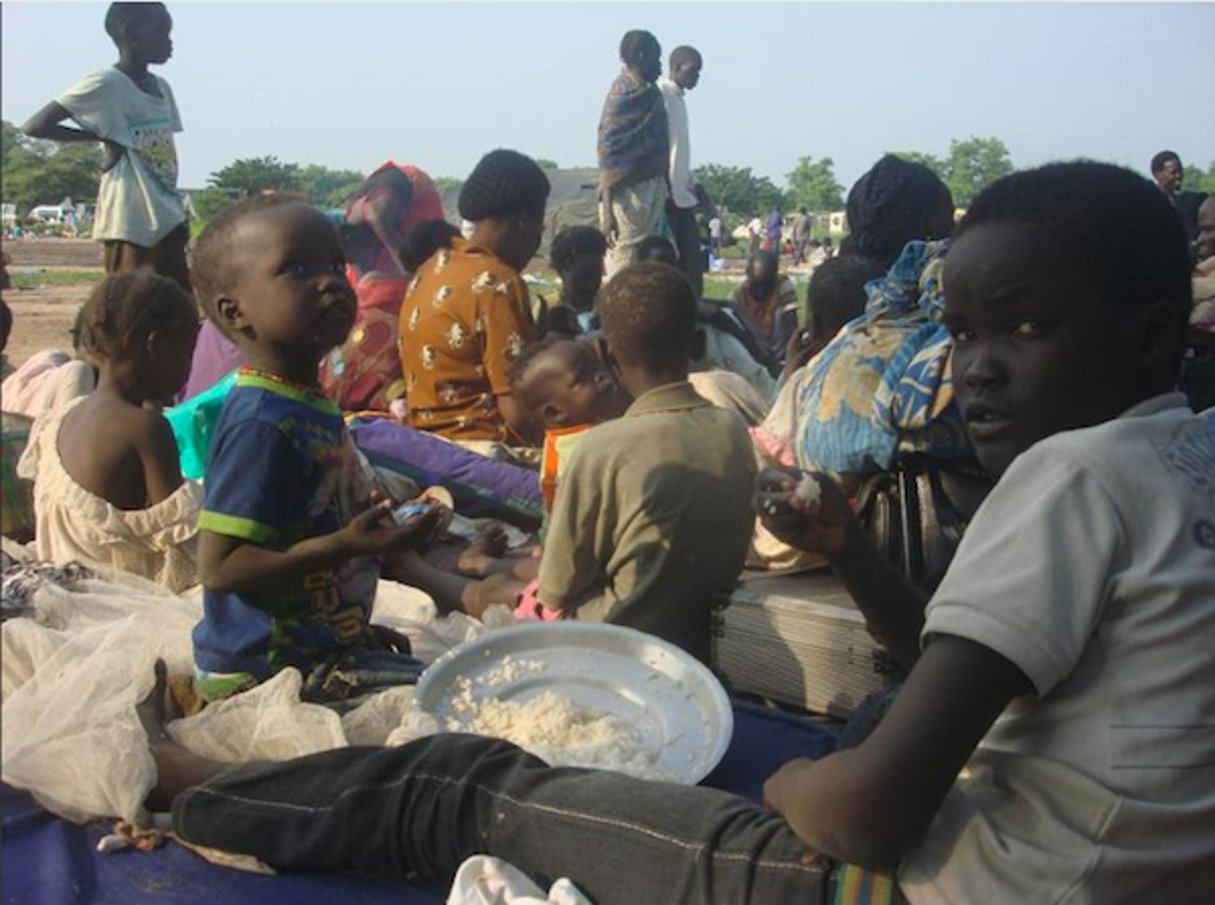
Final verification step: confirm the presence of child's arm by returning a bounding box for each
[756,468,928,671]
[198,504,438,595]
[132,410,185,505]
[763,634,1032,867]
[23,102,124,171]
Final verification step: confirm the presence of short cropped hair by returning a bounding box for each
[805,255,883,343]
[620,30,659,66]
[1150,150,1181,175]
[598,263,697,370]
[549,226,607,276]
[104,2,165,42]
[191,194,301,325]
[79,270,197,361]
[670,45,702,68]
[957,160,1192,374]
[507,335,566,394]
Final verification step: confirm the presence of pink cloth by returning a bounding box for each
[181,320,243,402]
[0,350,95,418]
[513,579,561,622]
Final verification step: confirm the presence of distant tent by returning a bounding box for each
[434,168,601,259]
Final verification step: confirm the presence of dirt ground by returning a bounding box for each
[3,238,104,368]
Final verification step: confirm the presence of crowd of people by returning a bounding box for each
[2,4,1213,904]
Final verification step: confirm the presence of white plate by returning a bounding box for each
[416,622,733,784]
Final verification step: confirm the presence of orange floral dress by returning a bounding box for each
[397,238,538,441]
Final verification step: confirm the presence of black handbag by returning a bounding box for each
[854,454,995,595]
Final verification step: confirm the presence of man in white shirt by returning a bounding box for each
[658,46,705,296]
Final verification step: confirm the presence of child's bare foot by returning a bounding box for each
[138,659,227,812]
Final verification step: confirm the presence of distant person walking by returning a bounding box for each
[597,30,670,277]
[658,45,705,296]
[23,3,189,292]
[766,208,784,257]
[791,206,812,265]
[747,215,763,255]
[708,215,724,257]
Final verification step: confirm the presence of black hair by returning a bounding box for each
[598,263,696,370]
[507,335,566,393]
[79,270,197,362]
[400,219,460,272]
[746,250,779,278]
[0,297,11,352]
[104,2,166,43]
[69,303,89,352]
[1150,150,1181,175]
[191,194,301,325]
[669,45,702,68]
[549,226,608,276]
[846,154,952,269]
[806,256,884,343]
[619,30,659,66]
[635,234,678,266]
[957,160,1192,376]
[458,149,550,222]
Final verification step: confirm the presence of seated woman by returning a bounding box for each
[1,304,98,418]
[319,165,447,412]
[397,150,548,446]
[18,271,203,591]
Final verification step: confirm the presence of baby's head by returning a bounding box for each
[635,235,678,268]
[509,337,627,430]
[105,3,172,65]
[549,226,608,313]
[597,263,699,395]
[79,270,198,399]
[944,161,1191,477]
[193,195,357,373]
[805,255,883,344]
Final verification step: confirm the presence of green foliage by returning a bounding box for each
[298,164,364,210]
[535,158,560,170]
[1,119,101,213]
[208,155,301,196]
[694,163,784,220]
[785,156,843,211]
[189,188,239,224]
[1183,160,1215,195]
[944,136,1013,206]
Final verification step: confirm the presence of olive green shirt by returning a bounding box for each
[537,381,756,662]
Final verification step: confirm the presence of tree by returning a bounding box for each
[1184,160,1215,195]
[2,120,101,212]
[208,156,301,197]
[693,163,784,220]
[299,164,364,210]
[189,188,239,226]
[944,136,1013,206]
[889,150,947,180]
[785,156,843,211]
[535,158,560,171]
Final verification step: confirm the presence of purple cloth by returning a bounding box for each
[766,211,783,240]
[181,321,243,402]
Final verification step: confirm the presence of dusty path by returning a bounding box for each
[3,238,104,367]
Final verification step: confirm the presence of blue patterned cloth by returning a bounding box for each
[796,240,970,482]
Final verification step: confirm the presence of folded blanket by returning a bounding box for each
[596,70,668,193]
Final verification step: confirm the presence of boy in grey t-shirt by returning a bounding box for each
[23,3,189,291]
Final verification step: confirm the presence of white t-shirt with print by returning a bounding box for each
[56,68,185,247]
[901,394,1215,904]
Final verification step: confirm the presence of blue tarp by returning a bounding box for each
[2,702,836,905]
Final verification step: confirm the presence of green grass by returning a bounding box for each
[10,268,105,288]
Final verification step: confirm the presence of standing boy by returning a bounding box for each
[597,30,670,277]
[535,263,756,661]
[658,45,706,296]
[23,3,189,291]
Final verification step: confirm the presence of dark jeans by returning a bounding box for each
[670,204,706,298]
[172,735,827,905]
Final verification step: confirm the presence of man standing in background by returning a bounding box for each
[658,45,705,295]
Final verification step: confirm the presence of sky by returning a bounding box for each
[3,2,1214,194]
